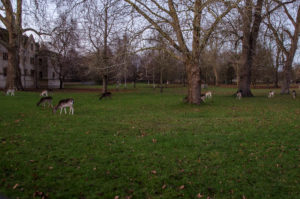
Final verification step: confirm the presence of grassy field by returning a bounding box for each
[0,86,299,199]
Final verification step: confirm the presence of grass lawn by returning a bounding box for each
[0,86,299,199]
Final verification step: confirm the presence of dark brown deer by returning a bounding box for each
[99,92,112,100]
[53,98,74,115]
[37,96,53,108]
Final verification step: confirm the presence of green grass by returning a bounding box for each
[0,86,299,199]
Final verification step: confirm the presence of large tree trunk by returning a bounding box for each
[6,47,17,89]
[102,75,108,93]
[280,59,293,94]
[238,0,264,97]
[186,61,201,104]
[238,47,254,96]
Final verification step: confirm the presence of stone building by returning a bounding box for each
[0,29,60,89]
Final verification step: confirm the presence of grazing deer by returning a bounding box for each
[5,88,15,96]
[236,91,242,100]
[40,90,48,97]
[268,91,275,98]
[53,98,74,115]
[37,96,53,108]
[99,92,112,100]
[292,90,296,99]
[205,91,212,99]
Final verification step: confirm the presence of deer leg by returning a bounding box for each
[64,108,67,114]
[60,108,63,114]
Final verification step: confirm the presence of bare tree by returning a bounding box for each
[124,0,242,104]
[82,0,128,93]
[47,14,80,89]
[266,1,300,94]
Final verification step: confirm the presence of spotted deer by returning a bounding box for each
[53,98,74,115]
[205,91,212,99]
[40,90,48,97]
[268,91,275,98]
[37,96,53,108]
[292,90,296,99]
[5,88,15,96]
[236,91,242,100]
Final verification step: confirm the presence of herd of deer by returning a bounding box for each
[35,90,74,115]
[2,87,298,114]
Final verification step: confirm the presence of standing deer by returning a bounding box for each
[37,96,53,108]
[236,91,242,100]
[292,90,296,99]
[268,91,275,98]
[53,98,74,115]
[205,91,212,99]
[40,90,48,97]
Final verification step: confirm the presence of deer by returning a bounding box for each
[37,96,53,108]
[236,91,242,100]
[268,91,275,98]
[5,88,15,96]
[205,91,212,99]
[53,98,74,115]
[40,90,48,97]
[292,90,296,99]
[99,92,112,100]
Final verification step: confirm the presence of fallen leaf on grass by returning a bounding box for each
[114,196,119,199]
[151,170,157,174]
[152,139,157,143]
[162,184,167,189]
[48,166,53,170]
[179,185,185,190]
[196,193,203,198]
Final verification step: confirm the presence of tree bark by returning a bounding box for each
[186,60,201,104]
[238,0,264,97]
[102,75,108,93]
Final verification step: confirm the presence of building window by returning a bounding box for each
[30,57,34,64]
[31,43,34,51]
[52,72,55,79]
[31,69,35,77]
[3,67,7,76]
[39,58,42,66]
[24,69,28,75]
[39,71,43,79]
[3,52,8,60]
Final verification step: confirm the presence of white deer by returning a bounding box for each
[268,91,275,98]
[6,88,15,96]
[53,98,74,115]
[40,90,48,97]
[236,91,242,100]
